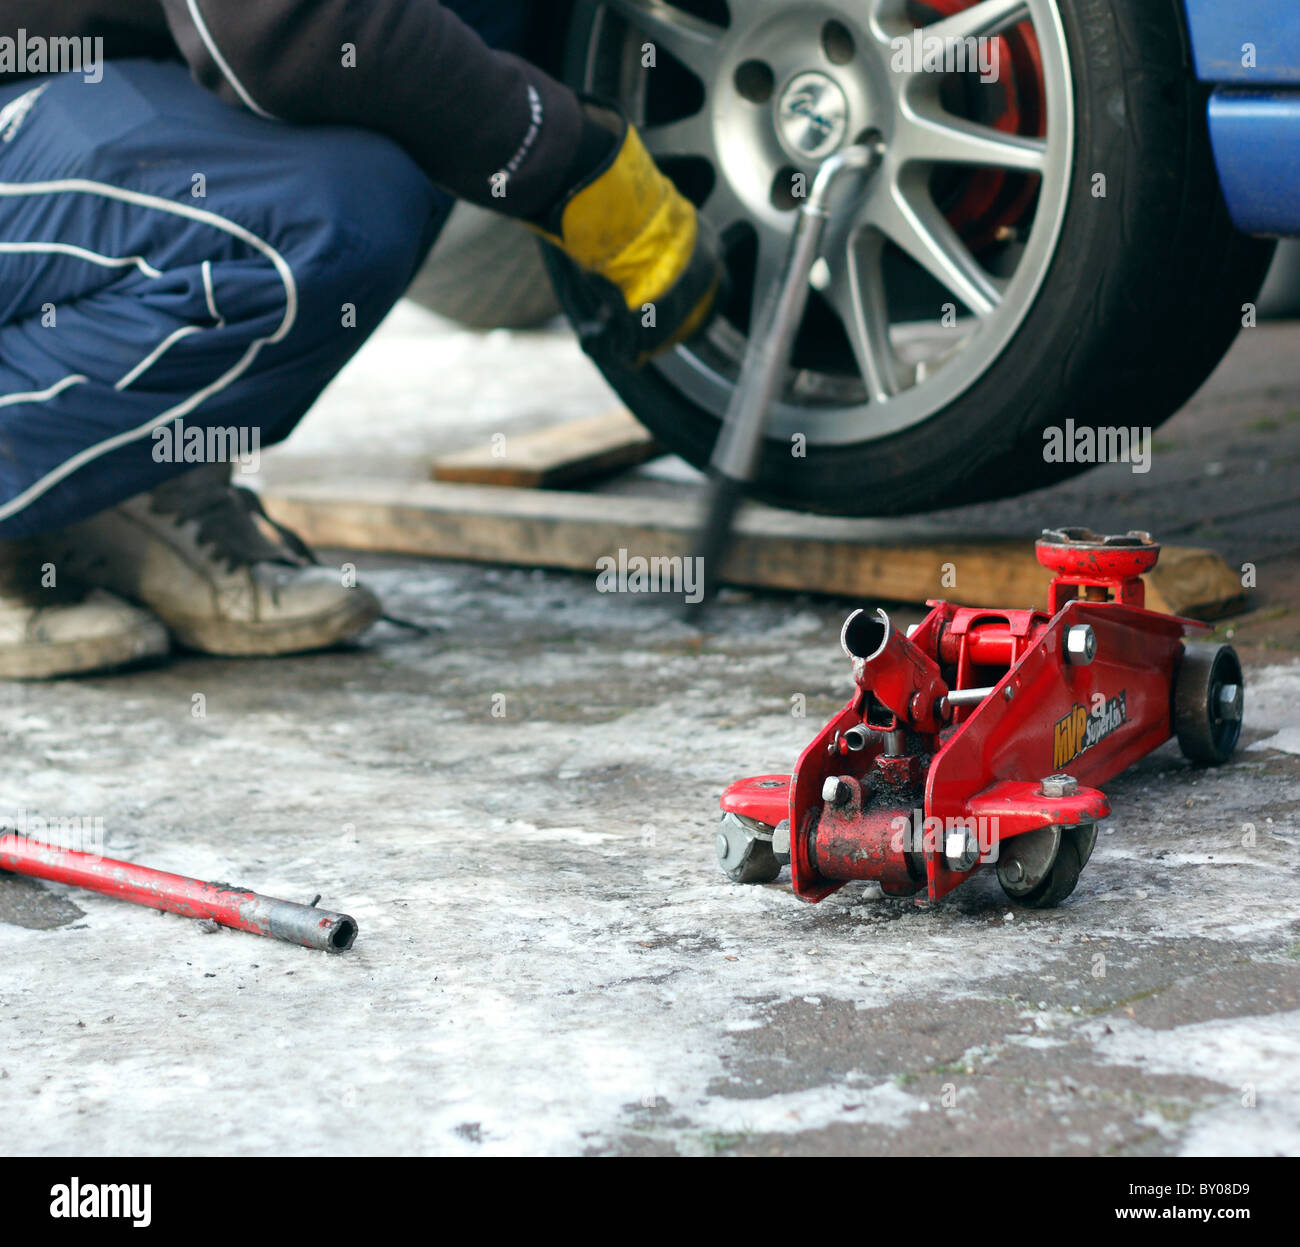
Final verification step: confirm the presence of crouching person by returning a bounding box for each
[0,0,721,677]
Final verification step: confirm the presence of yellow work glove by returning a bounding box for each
[535,105,724,369]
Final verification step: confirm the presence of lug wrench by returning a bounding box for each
[690,138,886,611]
[1,833,359,953]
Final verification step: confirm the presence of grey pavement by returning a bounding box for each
[2,307,1298,1156]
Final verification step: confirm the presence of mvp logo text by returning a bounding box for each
[1053,692,1127,770]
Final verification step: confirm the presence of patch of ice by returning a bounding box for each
[1249,728,1300,756]
[688,1079,924,1139]
[1090,1012,1300,1157]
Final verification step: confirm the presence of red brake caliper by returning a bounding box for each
[908,0,1047,252]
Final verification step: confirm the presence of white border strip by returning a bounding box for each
[0,374,88,411]
[184,0,279,121]
[115,325,205,391]
[201,259,225,328]
[0,240,162,279]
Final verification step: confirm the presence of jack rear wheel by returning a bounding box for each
[1175,644,1244,766]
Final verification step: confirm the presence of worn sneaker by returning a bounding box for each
[56,465,382,657]
[0,540,170,680]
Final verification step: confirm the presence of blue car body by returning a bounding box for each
[1184,0,1300,235]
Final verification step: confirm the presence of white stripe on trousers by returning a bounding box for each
[0,177,298,523]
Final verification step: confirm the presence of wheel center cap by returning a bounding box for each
[776,71,850,161]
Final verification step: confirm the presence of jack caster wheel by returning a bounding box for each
[716,812,788,884]
[1175,644,1244,766]
[998,823,1097,909]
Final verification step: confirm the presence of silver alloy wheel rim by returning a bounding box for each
[571,0,1075,447]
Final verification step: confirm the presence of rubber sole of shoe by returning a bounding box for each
[0,617,171,681]
[161,591,384,657]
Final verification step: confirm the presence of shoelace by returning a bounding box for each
[150,471,435,636]
[149,469,302,571]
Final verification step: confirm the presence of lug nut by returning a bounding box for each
[944,827,980,873]
[1040,773,1078,798]
[822,776,851,807]
[1002,859,1025,884]
[1065,625,1096,665]
[772,819,792,865]
[1216,683,1243,722]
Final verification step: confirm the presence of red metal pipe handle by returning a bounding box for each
[0,834,358,953]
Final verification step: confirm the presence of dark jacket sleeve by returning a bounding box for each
[157,0,586,219]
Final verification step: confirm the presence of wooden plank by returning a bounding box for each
[261,478,1246,619]
[1145,545,1247,619]
[432,409,658,488]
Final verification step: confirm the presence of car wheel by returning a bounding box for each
[550,0,1275,515]
[407,202,561,330]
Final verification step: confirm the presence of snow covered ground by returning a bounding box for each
[2,305,1298,1156]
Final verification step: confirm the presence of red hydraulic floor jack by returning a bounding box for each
[716,529,1244,908]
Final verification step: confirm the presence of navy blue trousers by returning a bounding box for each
[0,57,457,539]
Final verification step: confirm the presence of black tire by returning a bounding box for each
[407,203,560,331]
[1011,824,1092,909]
[1175,643,1244,765]
[551,0,1275,516]
[1257,240,1300,320]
